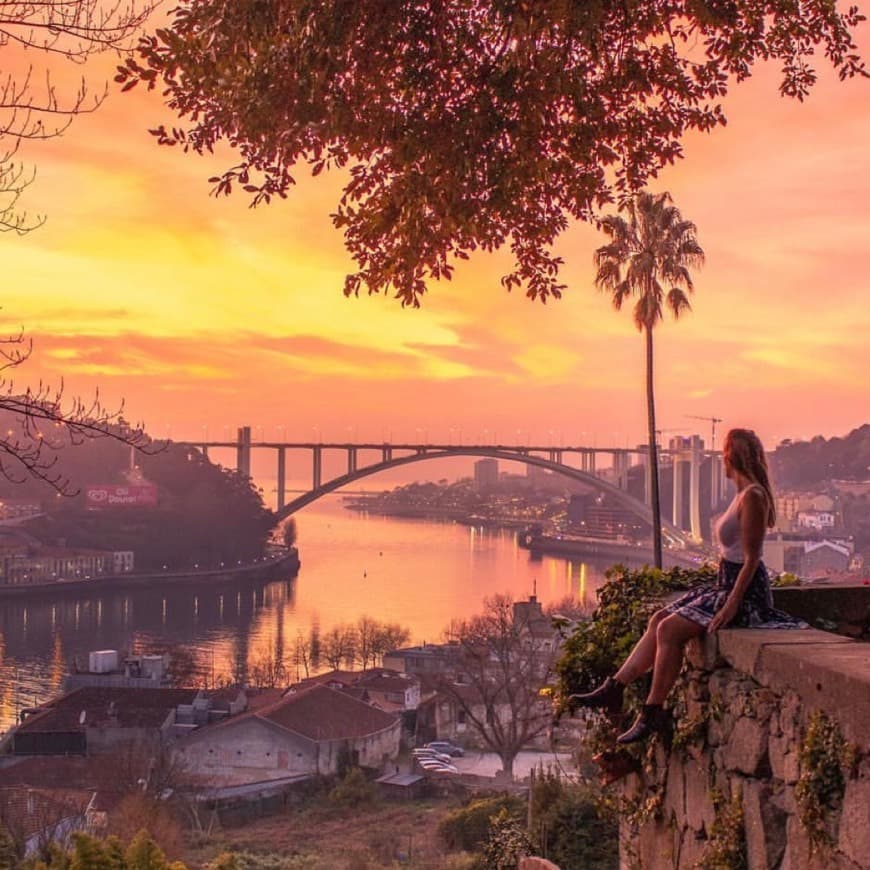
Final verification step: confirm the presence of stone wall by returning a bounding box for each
[618,628,869,869]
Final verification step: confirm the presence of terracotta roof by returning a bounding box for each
[244,688,283,711]
[16,686,199,733]
[259,684,398,741]
[357,674,415,692]
[289,670,363,692]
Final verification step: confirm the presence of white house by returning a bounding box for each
[177,684,401,786]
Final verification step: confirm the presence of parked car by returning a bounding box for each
[411,749,452,764]
[424,741,464,757]
[416,758,458,774]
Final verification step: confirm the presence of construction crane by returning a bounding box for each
[685,415,724,450]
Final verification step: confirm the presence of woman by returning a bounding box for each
[571,428,805,744]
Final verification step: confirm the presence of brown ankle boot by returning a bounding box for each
[568,676,624,716]
[616,704,671,744]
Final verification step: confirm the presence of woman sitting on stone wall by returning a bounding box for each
[571,427,806,744]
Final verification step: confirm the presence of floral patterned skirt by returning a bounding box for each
[663,559,808,629]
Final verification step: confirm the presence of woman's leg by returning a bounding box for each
[646,614,705,704]
[614,608,668,685]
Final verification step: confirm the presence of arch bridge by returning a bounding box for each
[179,429,724,547]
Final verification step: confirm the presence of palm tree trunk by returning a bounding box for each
[645,325,663,569]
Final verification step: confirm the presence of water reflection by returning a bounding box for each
[0,497,633,732]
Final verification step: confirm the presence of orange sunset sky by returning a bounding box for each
[2,19,869,466]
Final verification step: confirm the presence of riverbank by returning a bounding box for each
[0,548,301,599]
[518,531,706,568]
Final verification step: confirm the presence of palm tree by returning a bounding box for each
[594,191,704,568]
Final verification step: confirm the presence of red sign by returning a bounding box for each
[86,484,158,508]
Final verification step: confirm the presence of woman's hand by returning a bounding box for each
[708,596,740,634]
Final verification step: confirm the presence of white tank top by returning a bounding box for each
[715,486,766,562]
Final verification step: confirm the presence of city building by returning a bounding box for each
[11,686,203,756]
[0,547,133,587]
[765,533,855,577]
[473,458,499,492]
[796,509,837,532]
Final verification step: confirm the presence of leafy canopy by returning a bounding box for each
[119,0,866,306]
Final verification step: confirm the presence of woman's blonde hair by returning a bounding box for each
[724,428,776,528]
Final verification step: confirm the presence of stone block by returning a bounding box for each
[722,715,769,776]
[743,780,788,870]
[838,774,870,867]
[684,758,716,833]
[636,817,676,870]
[768,733,800,784]
[686,634,721,671]
[750,687,777,724]
[519,859,561,870]
[757,642,870,749]
[780,813,830,870]
[675,827,708,869]
[717,628,850,682]
[664,751,685,822]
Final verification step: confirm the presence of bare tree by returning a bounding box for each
[250,651,289,688]
[355,616,380,670]
[0,358,156,493]
[322,624,357,671]
[2,0,156,233]
[440,595,558,778]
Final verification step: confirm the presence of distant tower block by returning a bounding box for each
[636,444,652,505]
[669,435,705,541]
[710,453,724,508]
[613,450,631,490]
[236,426,252,478]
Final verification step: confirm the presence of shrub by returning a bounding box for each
[327,767,378,808]
[480,809,532,870]
[530,766,617,870]
[438,795,525,852]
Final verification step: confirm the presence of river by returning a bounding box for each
[0,496,639,733]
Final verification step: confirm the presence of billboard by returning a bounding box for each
[86,484,159,508]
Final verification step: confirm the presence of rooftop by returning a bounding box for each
[262,684,398,740]
[16,686,200,733]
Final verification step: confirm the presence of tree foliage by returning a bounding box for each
[438,795,526,853]
[529,766,618,870]
[1,0,156,233]
[119,0,865,305]
[15,439,274,570]
[771,424,870,487]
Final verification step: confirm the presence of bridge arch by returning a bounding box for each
[273,448,689,548]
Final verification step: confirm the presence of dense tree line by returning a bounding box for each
[771,425,870,489]
[0,429,274,571]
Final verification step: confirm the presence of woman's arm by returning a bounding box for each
[708,487,767,633]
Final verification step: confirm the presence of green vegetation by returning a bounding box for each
[18,830,186,870]
[327,768,379,809]
[699,788,748,870]
[554,563,712,714]
[438,795,526,854]
[479,809,533,870]
[120,1,863,308]
[795,711,855,852]
[529,766,618,870]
